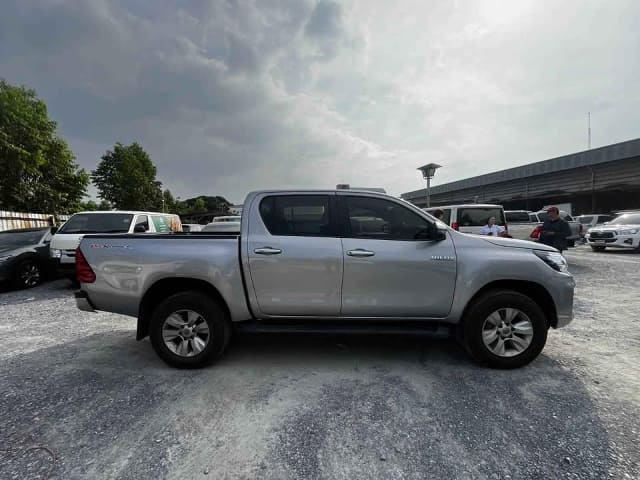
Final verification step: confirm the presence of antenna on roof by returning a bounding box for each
[588,112,591,150]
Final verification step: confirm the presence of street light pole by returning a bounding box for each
[417,163,442,208]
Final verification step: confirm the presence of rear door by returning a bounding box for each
[339,195,456,317]
[246,194,343,317]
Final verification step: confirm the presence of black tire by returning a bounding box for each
[462,290,548,369]
[149,291,231,368]
[590,245,606,252]
[13,258,44,290]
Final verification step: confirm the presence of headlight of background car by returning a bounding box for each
[534,250,569,273]
[50,249,62,258]
[618,229,639,235]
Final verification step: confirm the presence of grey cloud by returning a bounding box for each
[1,0,639,203]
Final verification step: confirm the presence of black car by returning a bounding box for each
[0,227,56,289]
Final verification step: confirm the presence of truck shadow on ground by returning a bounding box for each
[0,331,615,479]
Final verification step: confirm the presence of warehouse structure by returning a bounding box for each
[401,138,640,215]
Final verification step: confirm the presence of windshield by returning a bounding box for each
[610,213,640,225]
[0,229,47,246]
[57,213,134,233]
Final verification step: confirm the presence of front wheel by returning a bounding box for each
[149,291,231,368]
[463,291,548,369]
[14,259,43,289]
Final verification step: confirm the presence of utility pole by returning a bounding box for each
[588,112,591,150]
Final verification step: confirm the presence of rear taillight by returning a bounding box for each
[451,222,459,231]
[76,247,96,283]
[530,225,542,239]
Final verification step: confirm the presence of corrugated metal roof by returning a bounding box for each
[402,137,640,199]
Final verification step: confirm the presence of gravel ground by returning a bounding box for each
[0,244,638,479]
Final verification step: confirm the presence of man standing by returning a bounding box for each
[540,206,571,252]
[480,216,505,236]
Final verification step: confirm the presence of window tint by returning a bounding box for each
[440,209,451,225]
[598,215,613,223]
[57,213,134,233]
[529,213,538,222]
[578,216,594,224]
[344,196,431,241]
[506,211,530,223]
[457,208,505,227]
[260,195,334,236]
[135,215,149,232]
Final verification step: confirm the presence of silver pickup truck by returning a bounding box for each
[75,190,575,369]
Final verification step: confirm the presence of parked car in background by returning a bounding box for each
[202,215,241,233]
[423,204,507,236]
[76,189,575,369]
[182,224,203,232]
[505,210,537,242]
[576,214,614,231]
[585,211,640,251]
[50,211,181,277]
[0,227,56,289]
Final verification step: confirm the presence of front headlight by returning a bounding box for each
[618,229,639,235]
[50,248,62,258]
[534,250,569,273]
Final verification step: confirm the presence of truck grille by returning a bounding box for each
[590,231,614,239]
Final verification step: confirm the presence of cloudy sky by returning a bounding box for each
[2,0,639,203]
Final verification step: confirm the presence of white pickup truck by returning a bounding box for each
[75,190,575,370]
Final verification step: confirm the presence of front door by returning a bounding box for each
[247,194,343,317]
[339,195,457,317]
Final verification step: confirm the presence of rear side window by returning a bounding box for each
[598,215,613,223]
[457,208,505,227]
[506,211,530,223]
[529,213,538,222]
[260,195,334,237]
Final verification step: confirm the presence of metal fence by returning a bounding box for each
[0,211,71,232]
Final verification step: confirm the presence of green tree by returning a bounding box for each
[79,199,98,211]
[0,79,89,213]
[91,142,163,210]
[98,200,112,210]
[162,189,177,213]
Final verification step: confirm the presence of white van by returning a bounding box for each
[50,211,181,276]
[202,215,241,233]
[424,204,508,235]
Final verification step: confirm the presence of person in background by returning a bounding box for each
[480,216,505,236]
[432,209,444,220]
[540,206,571,252]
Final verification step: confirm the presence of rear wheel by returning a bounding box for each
[13,259,43,290]
[463,291,548,369]
[590,245,606,252]
[149,291,231,368]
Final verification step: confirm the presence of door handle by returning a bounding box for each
[254,247,282,255]
[347,249,375,257]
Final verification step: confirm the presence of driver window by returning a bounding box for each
[343,196,431,241]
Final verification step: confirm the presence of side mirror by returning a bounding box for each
[416,223,446,241]
[134,225,147,233]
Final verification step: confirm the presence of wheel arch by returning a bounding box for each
[460,280,558,332]
[137,278,231,340]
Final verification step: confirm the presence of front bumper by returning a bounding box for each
[586,235,640,249]
[75,290,96,312]
[547,272,575,328]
